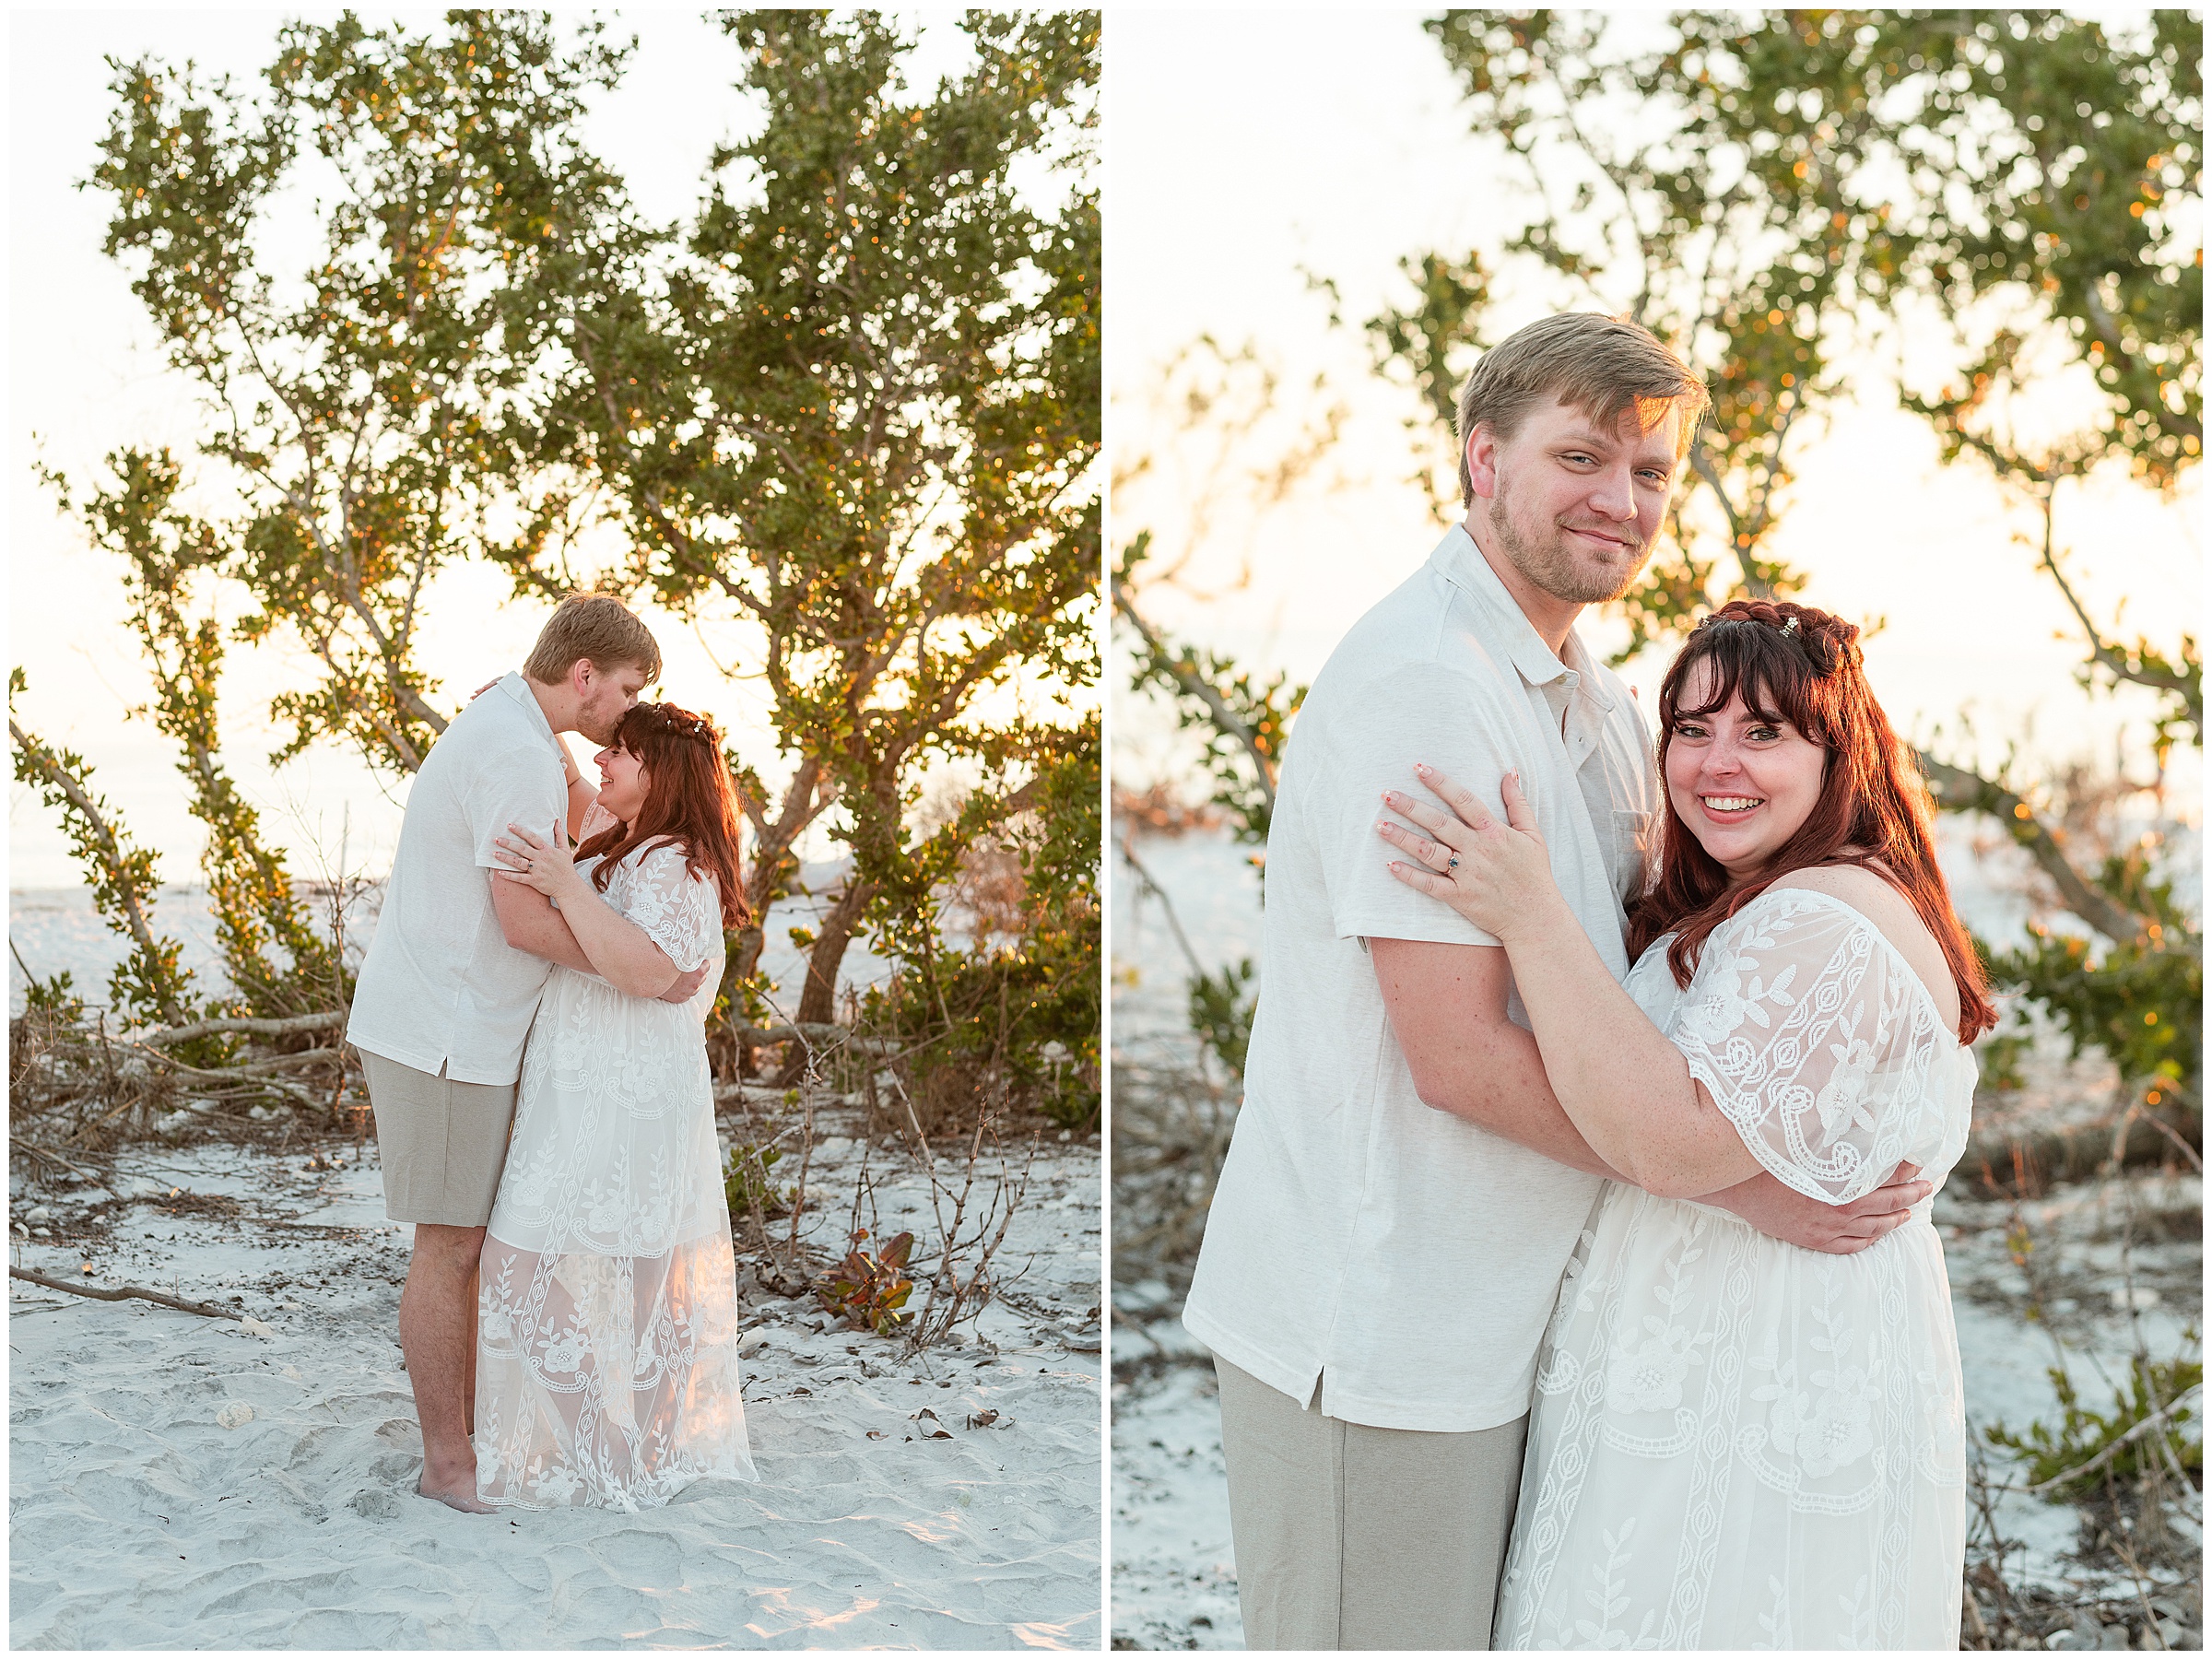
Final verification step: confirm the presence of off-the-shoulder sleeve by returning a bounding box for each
[1671,890,1950,1206]
[621,842,722,973]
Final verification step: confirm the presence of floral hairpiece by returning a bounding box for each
[1695,609,1805,639]
[646,706,719,745]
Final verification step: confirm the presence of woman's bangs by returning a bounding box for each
[1670,627,1818,738]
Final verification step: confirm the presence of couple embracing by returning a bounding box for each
[1184,313,1989,1649]
[345,595,759,1513]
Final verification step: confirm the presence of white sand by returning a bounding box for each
[9,1121,1102,1649]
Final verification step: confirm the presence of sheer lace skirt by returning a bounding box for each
[476,1228,757,1510]
[472,961,756,1511]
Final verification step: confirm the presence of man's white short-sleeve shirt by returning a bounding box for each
[346,673,571,1086]
[1182,525,1658,1433]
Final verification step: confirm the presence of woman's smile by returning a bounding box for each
[1664,663,1827,879]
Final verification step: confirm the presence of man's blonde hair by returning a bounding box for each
[523,593,662,686]
[1455,313,1711,506]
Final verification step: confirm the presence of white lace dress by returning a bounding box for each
[1496,888,1973,1649]
[473,837,757,1509]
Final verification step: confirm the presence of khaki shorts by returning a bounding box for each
[358,1050,516,1227]
[1215,1356,1527,1650]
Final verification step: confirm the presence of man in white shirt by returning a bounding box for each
[1181,314,1933,1647]
[347,593,705,1513]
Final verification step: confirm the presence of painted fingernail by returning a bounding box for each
[1414,761,1431,774]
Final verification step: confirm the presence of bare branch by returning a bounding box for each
[1917,748,2151,946]
[1111,576,1277,812]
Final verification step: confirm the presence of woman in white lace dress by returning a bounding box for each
[477,700,758,1510]
[1379,601,1995,1648]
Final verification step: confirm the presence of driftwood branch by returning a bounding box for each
[1961,1101,2203,1198]
[731,1023,899,1057]
[740,1022,862,1045]
[136,1010,348,1049]
[9,1266,242,1322]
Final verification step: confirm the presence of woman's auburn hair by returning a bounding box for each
[573,701,749,930]
[1624,598,1996,1044]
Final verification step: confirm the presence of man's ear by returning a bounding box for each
[571,657,597,696]
[1465,424,1500,502]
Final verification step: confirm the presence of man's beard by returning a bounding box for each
[577,700,625,746]
[1490,469,1649,605]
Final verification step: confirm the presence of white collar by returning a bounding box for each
[1429,524,1617,712]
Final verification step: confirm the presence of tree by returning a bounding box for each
[1376,10,2200,1111]
[861,715,1102,1128]
[1871,7,2200,758]
[88,14,632,776]
[1110,339,1345,1078]
[10,671,196,1032]
[1121,12,2201,1115]
[38,449,346,1019]
[504,11,1101,1032]
[1361,8,1942,652]
[1381,11,2196,669]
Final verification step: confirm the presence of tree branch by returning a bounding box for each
[8,718,187,1028]
[10,1266,244,1323]
[137,1009,348,1048]
[1111,575,1277,813]
[1916,748,2150,946]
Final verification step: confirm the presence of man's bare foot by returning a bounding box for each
[416,1473,496,1515]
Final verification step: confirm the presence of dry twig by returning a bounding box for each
[9,1266,241,1322]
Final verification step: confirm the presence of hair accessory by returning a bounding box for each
[654,707,718,744]
[1782,614,1801,635]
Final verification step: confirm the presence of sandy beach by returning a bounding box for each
[9,1112,1102,1649]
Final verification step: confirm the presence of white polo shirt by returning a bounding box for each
[1182,524,1658,1433]
[346,673,571,1086]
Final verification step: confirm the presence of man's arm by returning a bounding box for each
[557,743,599,844]
[1370,936,1620,1178]
[1370,936,1932,1252]
[488,875,709,1003]
[491,875,596,974]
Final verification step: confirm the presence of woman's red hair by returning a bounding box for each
[575,701,749,930]
[1625,599,1995,1042]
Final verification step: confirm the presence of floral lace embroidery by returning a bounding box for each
[1672,892,1946,1205]
[1496,889,1972,1649]
[473,838,753,1511]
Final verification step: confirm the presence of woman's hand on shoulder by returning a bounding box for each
[1375,765,1560,942]
[493,818,586,901]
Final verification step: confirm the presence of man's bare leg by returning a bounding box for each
[399,1222,494,1513]
[464,1262,479,1437]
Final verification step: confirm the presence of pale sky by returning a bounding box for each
[7,8,1081,890]
[1106,12,2202,817]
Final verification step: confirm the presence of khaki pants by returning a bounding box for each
[1215,1357,1526,1651]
